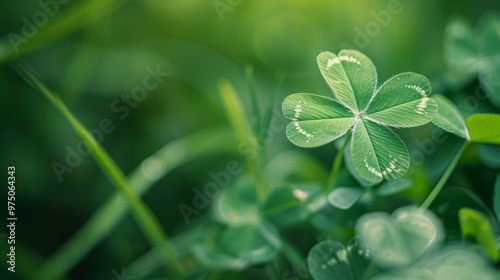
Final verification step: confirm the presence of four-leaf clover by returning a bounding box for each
[282,50,438,183]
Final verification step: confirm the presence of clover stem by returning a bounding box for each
[420,140,469,209]
[326,132,352,192]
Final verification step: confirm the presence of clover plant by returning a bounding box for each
[10,11,500,280]
[283,50,438,183]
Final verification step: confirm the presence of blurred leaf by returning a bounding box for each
[327,187,365,210]
[282,93,356,148]
[466,114,500,144]
[479,144,500,169]
[443,13,500,108]
[262,151,328,184]
[375,178,413,197]
[356,206,443,268]
[459,208,499,261]
[373,246,500,279]
[192,243,248,271]
[218,220,281,265]
[308,190,365,229]
[431,95,469,139]
[307,237,372,280]
[476,12,500,64]
[480,69,500,109]
[443,16,478,80]
[214,177,259,225]
[478,12,500,109]
[261,185,308,227]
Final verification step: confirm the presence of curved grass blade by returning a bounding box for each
[317,50,377,112]
[351,120,409,183]
[12,61,183,279]
[367,73,437,127]
[35,128,234,280]
[282,93,355,147]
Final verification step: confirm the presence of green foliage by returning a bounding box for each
[432,94,469,139]
[373,247,500,279]
[444,12,500,108]
[261,185,308,227]
[307,238,372,280]
[283,50,437,183]
[355,206,443,268]
[8,4,500,279]
[466,114,500,144]
[13,62,183,279]
[375,178,413,197]
[327,187,364,210]
[432,95,500,144]
[459,208,499,261]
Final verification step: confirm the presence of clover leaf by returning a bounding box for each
[282,50,438,183]
[432,94,500,144]
[444,12,500,108]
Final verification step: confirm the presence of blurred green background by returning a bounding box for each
[1,0,499,279]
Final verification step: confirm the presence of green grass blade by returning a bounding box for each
[260,71,284,147]
[0,0,125,64]
[218,79,253,144]
[245,65,262,135]
[35,128,234,280]
[12,61,183,279]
